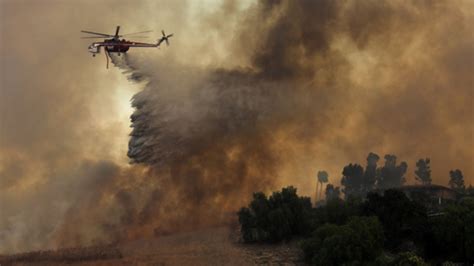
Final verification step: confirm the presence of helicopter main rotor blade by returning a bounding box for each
[115,26,120,37]
[81,30,113,37]
[81,36,106,39]
[122,30,153,36]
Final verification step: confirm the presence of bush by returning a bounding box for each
[237,186,312,242]
[426,197,474,263]
[391,252,427,266]
[238,185,473,264]
[362,190,427,249]
[301,216,384,265]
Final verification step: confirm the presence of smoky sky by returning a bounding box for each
[1,0,473,254]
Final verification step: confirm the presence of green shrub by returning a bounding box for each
[426,197,474,263]
[301,216,384,265]
[362,190,427,249]
[237,186,312,242]
[391,252,427,266]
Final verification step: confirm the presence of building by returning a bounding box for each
[398,184,459,204]
[374,184,460,212]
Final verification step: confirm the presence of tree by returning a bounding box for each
[363,152,380,193]
[325,184,340,201]
[311,195,361,227]
[377,154,407,189]
[426,198,474,263]
[238,186,313,242]
[467,185,474,196]
[362,190,427,249]
[316,171,329,202]
[449,169,465,191]
[301,216,384,265]
[415,158,431,185]
[341,163,364,199]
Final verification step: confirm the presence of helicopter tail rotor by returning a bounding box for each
[158,30,173,46]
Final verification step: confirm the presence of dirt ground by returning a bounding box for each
[0,226,305,266]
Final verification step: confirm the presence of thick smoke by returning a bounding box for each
[1,0,472,254]
[105,0,473,241]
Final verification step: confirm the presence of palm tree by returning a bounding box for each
[317,171,329,202]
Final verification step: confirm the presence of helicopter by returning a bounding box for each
[81,26,173,68]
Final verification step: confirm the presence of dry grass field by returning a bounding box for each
[0,226,304,266]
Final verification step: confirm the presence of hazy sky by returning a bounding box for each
[0,0,473,253]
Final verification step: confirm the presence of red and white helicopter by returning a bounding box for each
[81,26,173,68]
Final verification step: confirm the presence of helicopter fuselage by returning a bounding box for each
[88,39,132,55]
[87,38,161,57]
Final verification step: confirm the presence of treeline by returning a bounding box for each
[238,187,474,265]
[320,152,467,200]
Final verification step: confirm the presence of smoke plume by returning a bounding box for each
[105,0,474,242]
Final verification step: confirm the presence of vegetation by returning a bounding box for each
[239,188,473,265]
[389,252,428,266]
[316,171,329,202]
[377,154,407,189]
[364,152,380,192]
[449,169,465,192]
[301,216,383,265]
[341,163,364,199]
[340,153,408,199]
[425,197,474,262]
[238,153,473,265]
[238,186,313,242]
[325,184,340,201]
[362,190,427,249]
[415,158,432,185]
